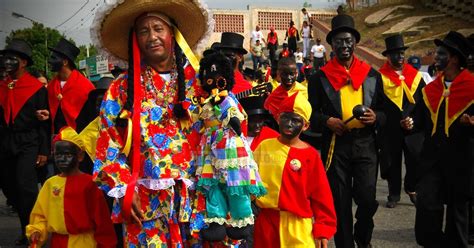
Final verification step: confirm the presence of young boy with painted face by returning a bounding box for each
[26,124,116,247]
[253,91,337,247]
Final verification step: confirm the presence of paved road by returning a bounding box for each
[0,174,424,248]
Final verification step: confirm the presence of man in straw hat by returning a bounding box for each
[409,31,474,247]
[307,14,386,248]
[378,34,426,209]
[90,0,212,246]
[0,39,49,245]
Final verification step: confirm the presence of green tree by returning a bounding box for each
[5,23,97,79]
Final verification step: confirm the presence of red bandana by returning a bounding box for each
[321,56,371,91]
[379,62,419,89]
[0,72,43,125]
[423,69,474,120]
[47,69,95,131]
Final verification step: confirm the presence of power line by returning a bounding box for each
[54,0,90,29]
[63,1,102,35]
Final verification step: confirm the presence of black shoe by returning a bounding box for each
[15,235,28,246]
[386,200,397,208]
[407,192,417,205]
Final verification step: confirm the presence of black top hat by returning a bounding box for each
[239,96,270,116]
[382,34,408,56]
[326,14,360,45]
[49,38,80,64]
[216,32,248,55]
[434,31,471,60]
[1,39,33,66]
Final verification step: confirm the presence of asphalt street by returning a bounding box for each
[0,174,425,248]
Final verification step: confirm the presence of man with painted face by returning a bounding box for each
[378,34,426,209]
[216,32,253,94]
[46,38,95,135]
[90,0,211,246]
[0,39,49,245]
[254,91,337,247]
[408,31,474,247]
[308,14,386,248]
[26,125,116,247]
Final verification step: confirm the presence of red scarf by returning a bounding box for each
[423,69,474,120]
[0,72,43,125]
[232,70,253,94]
[379,62,419,89]
[47,69,95,131]
[321,56,371,91]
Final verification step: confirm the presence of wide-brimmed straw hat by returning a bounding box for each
[90,0,214,61]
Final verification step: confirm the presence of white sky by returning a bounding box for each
[0,0,343,48]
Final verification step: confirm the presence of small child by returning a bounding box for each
[26,124,117,247]
[253,91,337,247]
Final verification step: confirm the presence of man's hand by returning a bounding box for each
[315,238,328,248]
[35,110,50,121]
[460,113,474,126]
[36,155,48,167]
[359,108,376,125]
[120,192,144,228]
[326,117,346,136]
[400,117,414,131]
[29,231,41,245]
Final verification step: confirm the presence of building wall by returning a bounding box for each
[207,5,337,52]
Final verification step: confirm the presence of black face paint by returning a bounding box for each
[435,46,450,71]
[279,112,304,140]
[468,54,474,72]
[331,32,355,62]
[248,115,266,137]
[387,50,405,70]
[221,49,238,69]
[279,64,297,90]
[54,141,79,174]
[3,53,20,76]
[48,52,64,72]
[0,55,7,80]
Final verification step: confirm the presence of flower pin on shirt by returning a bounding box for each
[290,159,302,171]
[52,186,61,196]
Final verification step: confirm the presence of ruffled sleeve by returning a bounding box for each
[93,75,131,195]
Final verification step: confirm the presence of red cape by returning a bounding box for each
[0,72,43,125]
[423,69,474,120]
[321,56,371,91]
[232,70,253,94]
[47,70,95,131]
[379,62,418,89]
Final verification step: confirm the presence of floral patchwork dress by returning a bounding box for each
[93,65,201,247]
[194,92,266,228]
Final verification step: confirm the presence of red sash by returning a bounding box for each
[0,73,43,124]
[321,56,371,91]
[47,70,95,130]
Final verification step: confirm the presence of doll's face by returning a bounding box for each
[201,63,228,93]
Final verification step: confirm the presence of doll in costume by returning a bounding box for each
[195,51,266,241]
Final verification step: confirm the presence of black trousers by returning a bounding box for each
[267,43,278,65]
[415,163,470,247]
[313,57,326,71]
[326,129,379,248]
[386,137,417,202]
[0,132,40,234]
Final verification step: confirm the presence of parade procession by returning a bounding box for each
[0,0,473,247]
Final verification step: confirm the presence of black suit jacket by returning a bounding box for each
[308,67,386,162]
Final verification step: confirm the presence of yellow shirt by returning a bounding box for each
[340,84,365,129]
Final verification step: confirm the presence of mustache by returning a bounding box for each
[146,42,163,49]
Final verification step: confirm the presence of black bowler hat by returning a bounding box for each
[326,14,360,45]
[382,34,408,56]
[49,38,80,65]
[1,39,33,66]
[239,96,270,116]
[216,32,248,55]
[434,31,471,60]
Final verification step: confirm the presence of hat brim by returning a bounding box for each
[434,38,467,59]
[216,45,248,55]
[97,0,210,61]
[381,46,409,56]
[1,49,33,66]
[326,27,361,45]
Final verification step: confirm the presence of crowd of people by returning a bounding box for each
[0,0,473,247]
